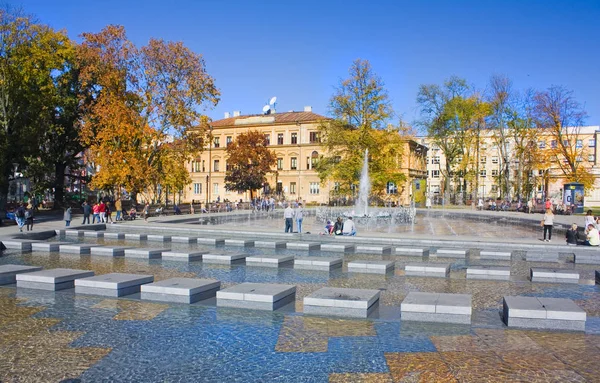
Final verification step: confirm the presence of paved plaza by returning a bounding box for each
[0,208,599,382]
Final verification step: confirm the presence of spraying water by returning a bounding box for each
[356,148,371,216]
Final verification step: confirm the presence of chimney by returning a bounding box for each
[304,106,312,112]
[233,110,241,117]
[224,112,230,118]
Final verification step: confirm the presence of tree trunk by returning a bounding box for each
[53,162,66,210]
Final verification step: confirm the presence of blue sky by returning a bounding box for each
[13,0,600,126]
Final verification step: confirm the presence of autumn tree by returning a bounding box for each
[224,130,277,199]
[0,8,72,214]
[317,59,407,199]
[78,25,219,201]
[534,85,592,190]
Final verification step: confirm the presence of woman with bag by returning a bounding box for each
[541,208,554,242]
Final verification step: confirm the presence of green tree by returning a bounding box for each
[317,59,407,199]
[224,130,277,199]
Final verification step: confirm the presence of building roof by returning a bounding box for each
[210,111,330,128]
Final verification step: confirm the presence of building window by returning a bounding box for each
[277,133,283,145]
[589,139,596,147]
[432,170,440,178]
[309,132,320,143]
[538,169,544,176]
[213,137,220,148]
[202,160,205,172]
[309,182,320,194]
[589,154,595,162]
[551,140,557,148]
[290,182,296,195]
[291,133,297,144]
[491,156,498,164]
[480,156,487,164]
[290,157,297,170]
[334,182,340,192]
[193,161,202,172]
[538,141,546,149]
[386,182,397,194]
[426,156,430,164]
[193,183,202,194]
[277,158,283,170]
[491,169,498,177]
[264,134,270,145]
[576,155,583,162]
[563,139,569,147]
[491,185,498,193]
[226,136,232,147]
[213,160,219,172]
[432,156,440,164]
[213,183,218,195]
[576,140,583,148]
[480,170,487,178]
[431,185,440,193]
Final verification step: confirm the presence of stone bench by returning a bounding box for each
[1,239,39,251]
[303,287,380,318]
[286,242,321,251]
[503,296,586,331]
[294,256,343,270]
[526,251,559,262]
[59,244,103,255]
[479,250,512,260]
[65,230,84,237]
[395,247,430,256]
[253,240,287,249]
[347,260,395,274]
[31,242,70,252]
[75,273,154,297]
[224,239,254,247]
[574,252,600,264]
[147,235,172,242]
[434,248,468,258]
[124,233,148,241]
[170,236,198,243]
[83,231,104,238]
[90,246,133,257]
[202,252,247,264]
[530,268,579,284]
[355,245,393,255]
[16,268,94,291]
[103,232,125,239]
[320,243,355,253]
[197,238,225,245]
[0,265,42,285]
[142,278,220,304]
[217,282,296,311]
[161,251,207,262]
[401,292,472,324]
[466,266,510,281]
[246,255,294,268]
[405,263,450,278]
[124,248,170,259]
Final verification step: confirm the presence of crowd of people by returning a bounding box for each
[323,216,356,236]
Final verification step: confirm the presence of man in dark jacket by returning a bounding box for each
[333,217,344,235]
[82,201,92,225]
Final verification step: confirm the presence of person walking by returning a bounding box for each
[82,201,91,225]
[105,202,113,223]
[295,203,305,233]
[115,199,122,221]
[527,199,533,214]
[92,202,100,224]
[64,207,72,227]
[14,203,26,232]
[584,209,596,229]
[98,200,107,223]
[283,203,295,233]
[541,208,554,242]
[25,204,34,231]
[143,202,150,222]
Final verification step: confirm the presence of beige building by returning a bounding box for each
[186,108,427,206]
[419,125,600,205]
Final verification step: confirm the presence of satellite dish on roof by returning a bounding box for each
[262,104,270,114]
[270,96,277,105]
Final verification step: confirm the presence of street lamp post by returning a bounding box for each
[207,126,213,212]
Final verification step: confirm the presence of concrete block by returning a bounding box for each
[303,287,380,318]
[65,230,84,237]
[405,263,450,277]
[246,254,294,267]
[436,293,471,315]
[400,311,471,325]
[124,233,148,241]
[75,273,154,297]
[479,250,512,260]
[124,248,170,259]
[1,239,39,251]
[395,247,430,256]
[171,236,198,243]
[401,292,471,324]
[217,282,296,310]
[435,248,468,258]
[16,268,94,291]
[286,242,321,251]
[538,297,587,321]
[103,232,125,239]
[31,242,71,252]
[224,239,254,247]
[141,277,220,303]
[83,231,104,238]
[196,238,225,245]
[253,240,287,249]
[320,243,355,253]
[503,296,586,331]
[467,266,511,281]
[574,253,600,264]
[400,292,437,313]
[0,264,43,285]
[59,244,103,255]
[90,246,133,257]
[147,235,171,242]
[347,260,395,274]
[294,256,343,270]
[530,268,579,284]
[202,252,247,264]
[355,245,392,255]
[526,251,559,262]
[161,251,206,261]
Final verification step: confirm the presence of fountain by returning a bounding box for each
[355,149,371,217]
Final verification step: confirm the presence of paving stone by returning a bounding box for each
[401,292,472,324]
[83,231,104,238]
[479,250,512,260]
[526,251,559,262]
[405,263,450,278]
[16,268,94,291]
[217,282,296,310]
[224,239,254,247]
[319,243,355,253]
[303,287,380,318]
[435,248,468,258]
[65,230,84,237]
[355,245,392,254]
[0,264,43,285]
[503,296,586,331]
[75,273,154,297]
[146,234,172,242]
[347,260,395,274]
[59,244,103,255]
[294,256,343,270]
[124,233,148,241]
[246,254,294,267]
[467,266,511,281]
[90,246,134,257]
[103,232,125,239]
[141,277,221,303]
[196,237,225,245]
[0,239,39,251]
[123,248,170,259]
[530,268,580,284]
[574,252,600,264]
[31,242,71,252]
[286,242,321,251]
[394,247,430,256]
[202,252,247,264]
[161,251,207,261]
[170,236,199,243]
[253,240,287,249]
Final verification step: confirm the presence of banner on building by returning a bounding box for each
[413,179,426,205]
[563,182,584,214]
